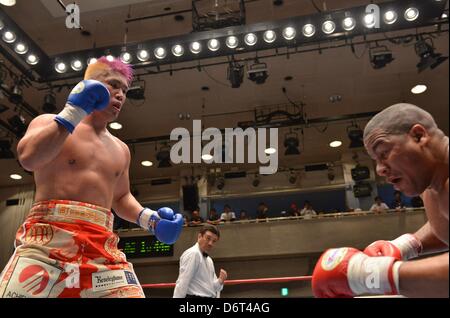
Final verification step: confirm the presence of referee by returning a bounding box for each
[173,224,227,298]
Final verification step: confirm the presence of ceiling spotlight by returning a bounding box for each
[226,36,239,49]
[55,62,67,73]
[265,147,276,154]
[244,33,257,46]
[415,38,448,73]
[201,153,213,161]
[70,59,83,71]
[137,49,150,61]
[14,42,28,54]
[190,41,202,54]
[207,39,220,51]
[0,20,3,31]
[347,125,364,148]
[106,55,114,62]
[227,61,244,88]
[42,92,57,113]
[247,60,268,84]
[109,122,123,130]
[302,24,315,37]
[0,0,16,6]
[383,10,398,24]
[26,54,39,65]
[8,114,27,135]
[369,46,395,69]
[120,51,132,63]
[363,13,376,28]
[284,132,300,155]
[329,141,342,148]
[141,160,153,167]
[216,177,225,190]
[411,84,427,94]
[404,7,419,21]
[9,83,22,104]
[10,174,22,180]
[156,145,172,168]
[322,20,336,34]
[342,17,356,31]
[282,27,296,40]
[2,30,16,43]
[171,44,184,57]
[154,47,167,59]
[264,30,277,43]
[87,57,97,65]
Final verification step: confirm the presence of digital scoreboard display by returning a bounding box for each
[118,236,173,258]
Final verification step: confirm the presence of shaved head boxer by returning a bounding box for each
[312,103,448,298]
[0,57,183,298]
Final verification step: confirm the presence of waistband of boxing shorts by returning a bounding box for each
[27,200,114,231]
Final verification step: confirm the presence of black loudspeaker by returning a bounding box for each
[351,165,370,181]
[353,182,373,197]
[182,184,199,212]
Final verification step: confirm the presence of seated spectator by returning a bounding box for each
[370,196,390,213]
[288,203,301,217]
[300,201,317,219]
[189,209,204,226]
[220,204,237,222]
[256,202,269,220]
[239,210,250,221]
[391,190,406,211]
[182,214,189,227]
[206,207,221,225]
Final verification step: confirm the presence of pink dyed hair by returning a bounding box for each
[84,56,133,84]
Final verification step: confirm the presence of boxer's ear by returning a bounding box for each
[408,124,427,144]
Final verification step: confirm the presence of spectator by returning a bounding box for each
[256,202,269,220]
[189,209,204,226]
[220,204,236,222]
[370,196,390,213]
[288,203,301,217]
[391,190,406,211]
[239,210,250,221]
[182,214,189,227]
[206,208,221,225]
[300,201,317,219]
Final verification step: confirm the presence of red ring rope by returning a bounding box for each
[142,275,312,289]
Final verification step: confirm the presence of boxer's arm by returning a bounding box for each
[398,252,449,297]
[17,114,70,171]
[112,143,143,223]
[414,222,448,255]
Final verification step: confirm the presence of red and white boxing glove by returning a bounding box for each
[312,247,402,298]
[364,233,422,261]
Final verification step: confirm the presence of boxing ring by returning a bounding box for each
[142,275,312,289]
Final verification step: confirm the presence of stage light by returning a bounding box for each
[404,7,419,21]
[384,10,398,24]
[244,33,257,46]
[415,38,448,73]
[70,59,83,71]
[369,46,395,69]
[342,17,356,31]
[322,20,336,34]
[207,39,220,51]
[171,44,184,57]
[284,133,300,155]
[227,61,244,88]
[282,27,296,40]
[302,24,315,37]
[264,30,277,43]
[190,41,202,54]
[226,36,239,48]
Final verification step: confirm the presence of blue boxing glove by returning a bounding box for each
[54,80,110,133]
[137,207,184,245]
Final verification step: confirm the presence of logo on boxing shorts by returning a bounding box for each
[91,270,138,293]
[321,248,348,271]
[24,224,53,245]
[3,258,61,298]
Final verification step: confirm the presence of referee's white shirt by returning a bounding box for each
[173,243,224,298]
